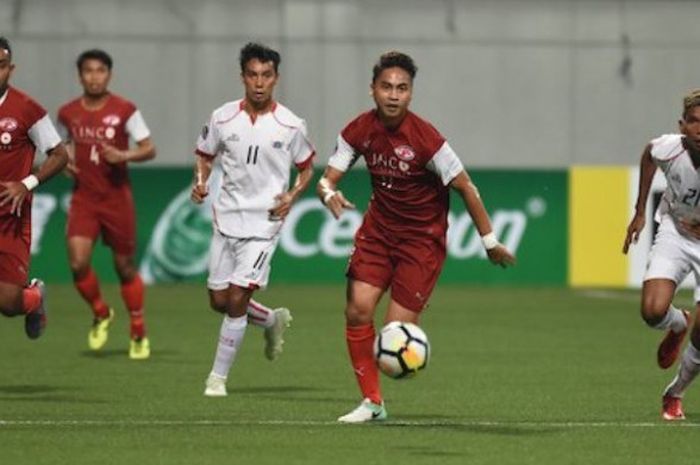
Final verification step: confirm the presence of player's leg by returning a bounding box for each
[642,219,692,368]
[337,279,387,423]
[68,236,114,350]
[102,193,148,359]
[204,284,254,397]
[0,250,47,339]
[113,252,149,359]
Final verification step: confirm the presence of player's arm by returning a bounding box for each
[0,143,69,216]
[191,153,213,204]
[269,162,314,220]
[317,166,355,219]
[623,143,655,254]
[450,171,516,267]
[101,137,156,164]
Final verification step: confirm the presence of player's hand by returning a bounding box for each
[269,192,294,221]
[0,181,29,216]
[486,244,516,268]
[679,218,700,240]
[191,183,208,204]
[324,191,355,219]
[623,214,645,254]
[100,143,128,164]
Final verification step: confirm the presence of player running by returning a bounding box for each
[624,89,700,421]
[57,49,156,359]
[0,36,69,338]
[192,43,315,397]
[318,51,515,423]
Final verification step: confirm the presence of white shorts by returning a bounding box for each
[207,229,280,291]
[644,216,700,301]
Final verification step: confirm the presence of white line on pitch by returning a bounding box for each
[0,419,697,428]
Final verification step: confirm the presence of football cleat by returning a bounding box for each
[88,308,115,351]
[337,398,387,423]
[264,307,292,361]
[25,279,47,340]
[662,395,685,421]
[204,373,228,397]
[658,310,691,369]
[129,337,150,360]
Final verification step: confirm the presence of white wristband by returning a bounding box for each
[21,175,39,191]
[481,232,499,250]
[323,191,338,205]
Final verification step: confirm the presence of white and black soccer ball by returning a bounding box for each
[374,321,430,379]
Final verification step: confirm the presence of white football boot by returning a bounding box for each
[337,398,387,423]
[204,373,228,397]
[264,308,292,361]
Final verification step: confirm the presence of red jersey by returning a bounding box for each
[0,86,61,251]
[57,94,150,197]
[329,110,463,239]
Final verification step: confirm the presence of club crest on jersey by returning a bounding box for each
[102,114,121,126]
[273,141,283,149]
[0,117,18,132]
[0,132,11,145]
[394,145,415,161]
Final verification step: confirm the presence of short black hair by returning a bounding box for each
[372,51,417,82]
[0,36,12,60]
[239,42,280,74]
[76,49,113,71]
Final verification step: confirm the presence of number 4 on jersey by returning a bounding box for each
[90,144,100,165]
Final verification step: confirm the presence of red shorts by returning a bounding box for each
[0,214,31,286]
[347,221,446,312]
[66,189,137,256]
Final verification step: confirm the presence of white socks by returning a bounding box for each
[247,299,275,329]
[653,306,687,333]
[211,315,248,379]
[664,341,700,398]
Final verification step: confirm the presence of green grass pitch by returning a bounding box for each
[1,284,700,464]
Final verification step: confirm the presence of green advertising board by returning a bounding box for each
[28,168,566,285]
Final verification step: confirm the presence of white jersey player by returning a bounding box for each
[191,43,315,397]
[623,89,700,421]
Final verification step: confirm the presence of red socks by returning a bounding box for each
[74,268,110,319]
[346,324,382,405]
[121,274,146,339]
[22,286,41,314]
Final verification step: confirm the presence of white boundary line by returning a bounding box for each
[0,419,698,428]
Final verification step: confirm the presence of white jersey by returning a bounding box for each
[651,134,700,226]
[196,100,315,239]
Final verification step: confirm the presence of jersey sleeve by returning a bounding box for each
[328,134,359,172]
[195,112,220,158]
[650,134,684,163]
[290,120,315,170]
[426,141,464,185]
[55,116,70,142]
[28,114,62,154]
[125,109,151,142]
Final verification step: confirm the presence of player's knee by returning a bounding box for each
[69,259,90,278]
[208,295,227,313]
[345,303,374,326]
[640,297,670,326]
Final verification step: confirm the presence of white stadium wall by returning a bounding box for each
[3,0,700,167]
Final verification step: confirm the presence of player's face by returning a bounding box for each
[241,59,278,110]
[0,49,15,95]
[371,67,413,126]
[79,59,111,97]
[680,106,700,154]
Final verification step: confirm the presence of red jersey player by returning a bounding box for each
[57,49,156,360]
[318,51,516,423]
[0,37,69,339]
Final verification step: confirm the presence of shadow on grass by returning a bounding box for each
[79,349,180,359]
[230,386,327,394]
[378,420,560,436]
[0,384,107,404]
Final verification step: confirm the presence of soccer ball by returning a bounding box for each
[374,321,430,379]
